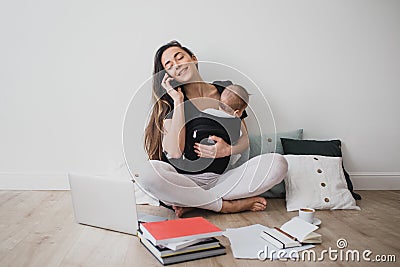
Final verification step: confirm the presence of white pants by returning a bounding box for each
[136,153,288,212]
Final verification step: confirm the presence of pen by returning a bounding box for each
[274,227,298,241]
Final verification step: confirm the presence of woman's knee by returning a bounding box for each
[270,153,288,182]
[256,153,288,183]
[271,153,287,168]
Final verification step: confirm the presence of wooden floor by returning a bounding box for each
[0,190,399,267]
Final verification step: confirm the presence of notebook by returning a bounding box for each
[68,173,166,235]
[260,217,321,249]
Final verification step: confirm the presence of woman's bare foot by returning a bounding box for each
[172,205,195,217]
[220,196,267,213]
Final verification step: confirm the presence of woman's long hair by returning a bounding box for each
[144,41,196,160]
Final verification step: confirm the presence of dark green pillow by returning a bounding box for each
[280,138,361,200]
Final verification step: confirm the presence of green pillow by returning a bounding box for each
[249,129,303,158]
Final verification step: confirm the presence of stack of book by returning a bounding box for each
[138,217,226,265]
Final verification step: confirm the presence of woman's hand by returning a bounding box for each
[161,73,184,102]
[194,136,232,158]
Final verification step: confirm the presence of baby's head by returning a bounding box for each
[219,84,250,117]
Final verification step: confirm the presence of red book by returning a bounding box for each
[139,217,223,246]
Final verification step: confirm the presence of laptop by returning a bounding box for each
[68,173,167,235]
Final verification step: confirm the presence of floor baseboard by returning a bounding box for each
[350,172,400,190]
[0,172,70,190]
[1,172,400,190]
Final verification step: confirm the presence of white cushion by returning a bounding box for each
[284,155,360,211]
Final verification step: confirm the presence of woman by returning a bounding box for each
[140,40,288,217]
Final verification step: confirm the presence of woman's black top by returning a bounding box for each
[161,80,247,175]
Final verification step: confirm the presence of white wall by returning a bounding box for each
[1,0,399,189]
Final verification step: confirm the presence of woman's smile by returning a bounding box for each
[177,66,188,77]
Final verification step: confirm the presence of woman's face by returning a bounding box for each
[161,47,198,83]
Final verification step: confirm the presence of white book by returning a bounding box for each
[164,238,212,251]
[281,217,321,243]
[260,218,321,249]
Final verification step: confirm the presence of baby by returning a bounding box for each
[202,84,250,165]
[203,84,250,119]
[166,84,250,176]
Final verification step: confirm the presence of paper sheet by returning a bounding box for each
[223,224,314,260]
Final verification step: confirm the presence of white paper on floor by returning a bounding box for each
[223,224,314,260]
